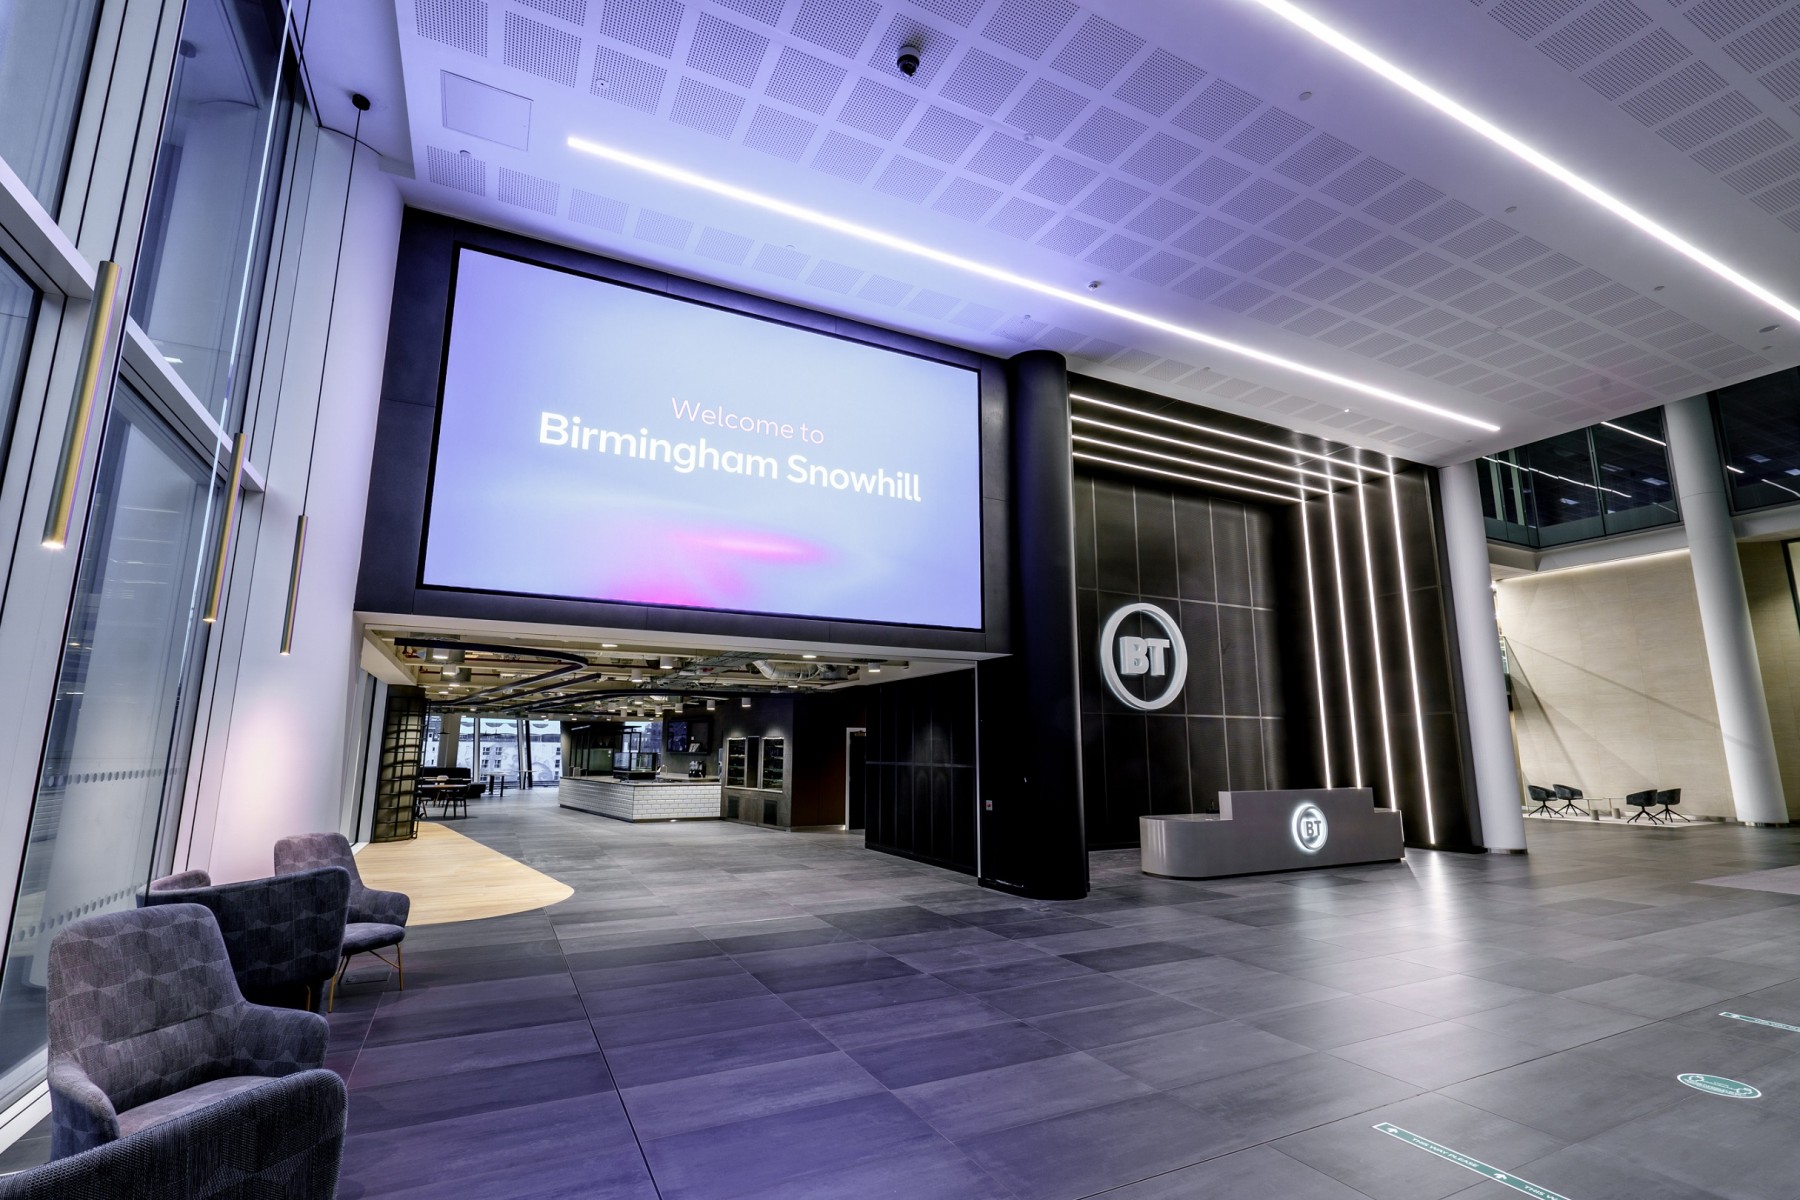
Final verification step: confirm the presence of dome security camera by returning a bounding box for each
[897,40,922,76]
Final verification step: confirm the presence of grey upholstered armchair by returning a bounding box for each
[274,832,410,1007]
[148,869,213,892]
[0,1068,345,1200]
[46,904,329,1160]
[140,867,351,1011]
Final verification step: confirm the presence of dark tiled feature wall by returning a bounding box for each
[297,794,1800,1200]
[1074,471,1287,848]
[860,671,978,873]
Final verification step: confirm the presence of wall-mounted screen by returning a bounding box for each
[421,249,983,628]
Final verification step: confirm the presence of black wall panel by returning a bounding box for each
[1074,472,1290,849]
[862,670,978,873]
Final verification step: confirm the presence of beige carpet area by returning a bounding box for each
[353,820,573,925]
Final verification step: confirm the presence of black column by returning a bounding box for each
[978,351,1087,899]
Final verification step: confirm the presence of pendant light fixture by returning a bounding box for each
[282,93,370,654]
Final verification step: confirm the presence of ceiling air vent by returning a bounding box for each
[981,0,1076,61]
[591,47,667,112]
[872,155,944,202]
[937,49,1024,117]
[905,106,983,163]
[1222,109,1311,164]
[911,0,983,28]
[633,208,694,249]
[503,12,579,87]
[751,244,809,279]
[789,0,881,59]
[600,0,685,59]
[837,77,916,140]
[931,178,1002,220]
[569,190,628,232]
[1113,49,1205,117]
[1075,179,1151,223]
[1050,16,1146,90]
[424,144,486,194]
[1170,80,1261,142]
[743,105,818,161]
[804,260,863,292]
[694,227,753,265]
[987,196,1055,239]
[668,77,744,138]
[964,132,1040,184]
[1004,78,1089,141]
[858,275,911,305]
[687,13,770,88]
[417,0,488,56]
[808,131,882,183]
[765,46,846,114]
[1129,252,1193,286]
[497,167,558,215]
[714,0,785,27]
[1065,108,1149,165]
[517,0,585,24]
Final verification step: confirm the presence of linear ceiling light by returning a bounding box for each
[1073,451,1299,502]
[1073,432,1330,493]
[1599,420,1664,446]
[1249,0,1800,327]
[1073,414,1357,483]
[1072,394,1392,474]
[567,135,1498,433]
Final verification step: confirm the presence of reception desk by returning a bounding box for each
[1141,788,1403,879]
[559,776,722,822]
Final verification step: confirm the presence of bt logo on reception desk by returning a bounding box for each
[1291,803,1329,854]
[1100,603,1188,711]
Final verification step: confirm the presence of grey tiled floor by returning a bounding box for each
[314,798,1800,1199]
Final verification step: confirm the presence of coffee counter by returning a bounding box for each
[559,776,722,822]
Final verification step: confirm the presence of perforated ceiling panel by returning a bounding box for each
[391,0,1800,464]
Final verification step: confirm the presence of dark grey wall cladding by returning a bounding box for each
[861,670,978,872]
[1074,471,1287,849]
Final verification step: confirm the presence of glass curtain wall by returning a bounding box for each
[478,717,521,785]
[0,0,305,1110]
[1715,368,1800,511]
[529,719,561,783]
[0,251,37,486]
[1478,407,1679,547]
[130,0,292,426]
[0,0,105,211]
[0,388,217,1104]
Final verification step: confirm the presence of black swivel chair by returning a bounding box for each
[1624,789,1660,824]
[1526,785,1559,817]
[1655,788,1688,822]
[1552,784,1591,818]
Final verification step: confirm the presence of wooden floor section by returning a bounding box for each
[353,820,572,925]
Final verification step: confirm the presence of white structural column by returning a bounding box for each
[1438,461,1528,852]
[1665,396,1789,825]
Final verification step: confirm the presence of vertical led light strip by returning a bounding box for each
[1353,479,1399,810]
[1296,485,1335,788]
[1385,461,1437,845]
[1324,482,1364,787]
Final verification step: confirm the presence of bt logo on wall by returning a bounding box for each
[1099,603,1189,711]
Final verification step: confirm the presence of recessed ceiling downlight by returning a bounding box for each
[1248,0,1800,327]
[565,135,1498,434]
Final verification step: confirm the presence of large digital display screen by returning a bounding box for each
[421,249,983,628]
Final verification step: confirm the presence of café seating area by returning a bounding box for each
[0,832,410,1199]
[1526,782,1689,824]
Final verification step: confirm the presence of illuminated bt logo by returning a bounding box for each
[1099,603,1188,711]
[1291,803,1329,854]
